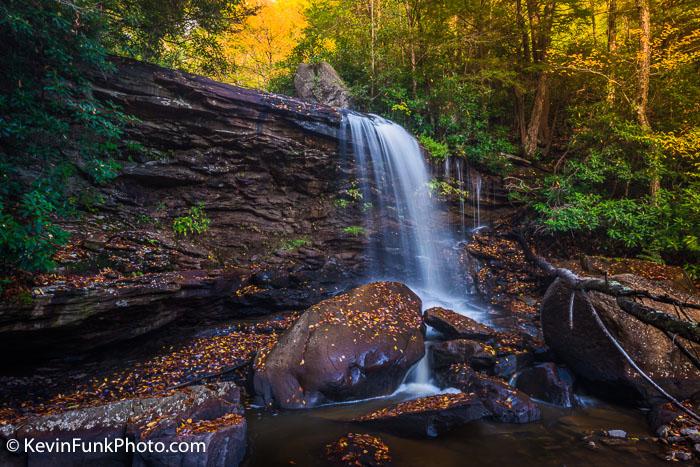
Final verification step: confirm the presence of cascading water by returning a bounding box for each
[343,112,485,394]
[456,158,465,238]
[473,173,482,229]
[344,112,461,297]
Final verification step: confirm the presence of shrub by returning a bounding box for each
[281,237,311,251]
[418,135,450,161]
[0,0,126,273]
[172,203,211,237]
[343,225,366,236]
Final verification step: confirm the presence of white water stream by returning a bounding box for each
[344,112,488,395]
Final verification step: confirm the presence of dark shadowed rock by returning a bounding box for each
[541,274,700,405]
[0,270,242,357]
[491,351,534,380]
[353,393,490,437]
[424,307,496,340]
[128,384,246,467]
[437,364,541,424]
[513,363,576,407]
[132,413,246,467]
[8,382,245,466]
[294,62,351,108]
[253,282,425,408]
[429,339,496,371]
[649,394,700,438]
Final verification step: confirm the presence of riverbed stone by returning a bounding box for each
[424,307,496,340]
[353,392,490,437]
[253,281,425,408]
[10,382,245,466]
[429,339,496,371]
[325,433,392,466]
[513,362,576,407]
[437,363,541,423]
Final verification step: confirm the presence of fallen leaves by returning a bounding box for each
[325,433,392,466]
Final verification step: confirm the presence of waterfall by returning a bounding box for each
[343,112,486,394]
[344,112,460,297]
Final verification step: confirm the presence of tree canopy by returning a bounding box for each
[1,0,699,276]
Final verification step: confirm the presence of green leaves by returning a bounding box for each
[0,0,125,273]
[172,203,211,237]
[418,135,450,161]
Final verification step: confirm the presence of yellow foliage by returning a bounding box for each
[221,0,309,89]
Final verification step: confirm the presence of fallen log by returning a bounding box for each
[509,230,700,421]
[509,231,700,345]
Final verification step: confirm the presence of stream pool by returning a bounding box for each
[245,395,666,466]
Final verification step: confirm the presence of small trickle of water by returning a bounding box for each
[456,158,465,237]
[473,173,482,228]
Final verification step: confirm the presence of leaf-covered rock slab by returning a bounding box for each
[353,392,489,437]
[437,364,541,424]
[424,307,496,340]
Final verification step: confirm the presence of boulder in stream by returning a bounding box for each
[437,364,541,423]
[353,392,490,437]
[429,339,496,371]
[424,307,496,341]
[541,274,700,405]
[253,281,425,408]
[513,362,576,407]
[7,383,246,466]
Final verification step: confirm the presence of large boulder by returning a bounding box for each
[294,62,352,108]
[541,274,700,405]
[253,282,425,408]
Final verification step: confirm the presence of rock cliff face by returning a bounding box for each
[0,58,366,358]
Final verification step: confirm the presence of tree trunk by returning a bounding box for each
[590,0,598,45]
[635,0,651,130]
[606,0,618,103]
[524,72,549,158]
[515,87,528,145]
[516,0,531,63]
[635,0,658,198]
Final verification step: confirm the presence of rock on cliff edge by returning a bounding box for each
[294,62,352,108]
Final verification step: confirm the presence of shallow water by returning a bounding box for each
[244,396,666,466]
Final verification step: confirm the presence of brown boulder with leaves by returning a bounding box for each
[253,282,425,408]
[424,307,496,340]
[5,383,246,467]
[541,274,700,405]
[437,364,541,424]
[353,392,490,437]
